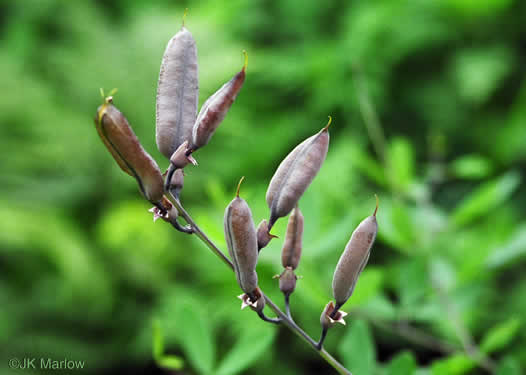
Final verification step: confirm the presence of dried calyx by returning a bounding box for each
[256,219,278,251]
[95,93,164,206]
[266,117,331,230]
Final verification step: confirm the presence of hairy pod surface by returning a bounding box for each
[224,183,259,295]
[281,206,304,269]
[266,120,330,229]
[95,100,164,204]
[156,26,199,160]
[332,205,378,307]
[191,54,246,150]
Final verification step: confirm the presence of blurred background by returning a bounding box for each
[1,0,526,374]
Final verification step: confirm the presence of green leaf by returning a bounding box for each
[486,224,526,268]
[152,319,164,361]
[450,155,493,180]
[480,317,521,354]
[339,319,376,375]
[175,301,215,375]
[215,322,277,375]
[496,356,521,375]
[158,356,184,370]
[431,354,475,375]
[386,351,417,375]
[452,172,520,227]
[387,137,415,194]
[152,319,184,370]
[346,268,384,308]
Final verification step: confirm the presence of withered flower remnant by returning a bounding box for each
[256,219,277,251]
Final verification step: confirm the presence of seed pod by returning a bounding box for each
[281,205,304,270]
[95,96,164,204]
[266,117,331,229]
[191,51,247,150]
[224,177,259,296]
[256,219,277,251]
[332,197,379,308]
[168,168,184,198]
[156,22,199,160]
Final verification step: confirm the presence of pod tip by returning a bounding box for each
[323,115,332,131]
[100,88,118,104]
[373,194,379,216]
[182,8,188,27]
[242,50,248,71]
[236,176,245,197]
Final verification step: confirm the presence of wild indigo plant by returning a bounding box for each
[93,13,378,375]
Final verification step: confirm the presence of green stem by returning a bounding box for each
[168,195,351,375]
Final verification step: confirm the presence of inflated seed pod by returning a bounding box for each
[266,117,331,229]
[191,52,247,150]
[281,205,304,270]
[156,22,199,160]
[224,177,259,296]
[95,96,164,205]
[332,198,378,308]
[168,168,184,198]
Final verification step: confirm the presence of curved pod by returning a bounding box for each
[95,100,164,204]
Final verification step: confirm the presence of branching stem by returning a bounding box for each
[167,194,352,375]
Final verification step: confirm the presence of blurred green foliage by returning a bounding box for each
[1,0,526,374]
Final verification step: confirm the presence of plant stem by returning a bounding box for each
[168,195,351,375]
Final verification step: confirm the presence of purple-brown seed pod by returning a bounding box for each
[332,197,379,308]
[256,219,278,251]
[281,205,304,270]
[191,51,247,150]
[168,168,184,198]
[95,96,164,205]
[156,19,199,160]
[266,117,331,229]
[224,177,259,296]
